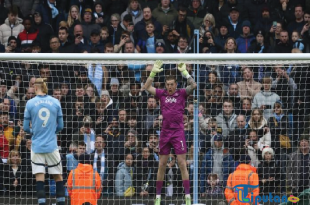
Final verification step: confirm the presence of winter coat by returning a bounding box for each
[237,80,262,100]
[0,17,24,46]
[5,0,39,17]
[115,162,134,196]
[3,164,25,194]
[67,163,102,205]
[121,3,143,25]
[286,149,310,194]
[227,128,248,161]
[187,6,207,29]
[215,113,237,138]
[152,4,178,27]
[200,142,235,192]
[257,160,280,194]
[252,91,280,119]
[236,34,256,53]
[225,164,259,205]
[134,17,162,43]
[218,64,242,86]
[17,27,39,51]
[33,14,54,53]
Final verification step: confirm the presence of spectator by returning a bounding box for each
[59,26,76,53]
[3,150,24,197]
[200,134,235,195]
[4,0,39,18]
[199,30,218,53]
[287,5,305,35]
[236,20,255,53]
[141,96,160,137]
[85,84,98,103]
[115,153,135,197]
[240,97,252,122]
[291,30,305,52]
[252,77,280,119]
[222,37,238,53]
[80,7,101,40]
[273,0,295,28]
[237,67,262,100]
[169,6,194,39]
[177,36,190,53]
[269,21,283,47]
[257,147,280,195]
[109,13,124,46]
[152,0,178,28]
[67,154,102,205]
[163,153,182,196]
[225,155,259,205]
[17,17,38,53]
[0,5,24,47]
[48,36,60,53]
[187,0,209,29]
[119,15,135,44]
[271,65,297,109]
[66,141,86,172]
[216,99,237,138]
[136,22,160,53]
[33,11,54,53]
[0,112,14,150]
[247,30,273,53]
[244,130,261,167]
[35,0,65,32]
[0,125,9,162]
[226,83,241,113]
[274,30,292,53]
[155,39,166,53]
[207,84,225,117]
[214,22,229,51]
[223,7,243,39]
[5,36,20,53]
[164,30,178,53]
[135,147,157,196]
[118,109,128,135]
[67,5,81,35]
[121,0,143,25]
[204,174,223,197]
[100,27,110,45]
[254,6,274,34]
[73,24,90,52]
[93,0,109,27]
[134,7,162,43]
[287,134,310,195]
[227,114,248,161]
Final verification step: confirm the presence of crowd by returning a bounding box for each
[0,0,309,203]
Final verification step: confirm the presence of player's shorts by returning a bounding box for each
[31,149,63,175]
[159,129,187,155]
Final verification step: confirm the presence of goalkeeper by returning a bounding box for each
[144,61,197,205]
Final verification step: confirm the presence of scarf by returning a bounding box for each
[84,130,95,154]
[88,64,103,96]
[93,150,105,180]
[132,10,139,16]
[47,0,59,19]
[274,113,284,122]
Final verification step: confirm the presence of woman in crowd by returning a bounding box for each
[115,153,135,197]
[222,37,238,53]
[199,13,219,38]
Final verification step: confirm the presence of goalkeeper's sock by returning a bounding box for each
[183,180,191,195]
[36,181,46,205]
[156,180,163,195]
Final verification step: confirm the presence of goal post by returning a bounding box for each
[0,53,310,205]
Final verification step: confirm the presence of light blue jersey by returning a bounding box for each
[24,95,63,153]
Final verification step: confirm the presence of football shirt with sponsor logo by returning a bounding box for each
[155,89,187,130]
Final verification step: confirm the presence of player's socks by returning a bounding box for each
[185,194,191,205]
[36,181,46,205]
[155,195,161,205]
[156,181,163,195]
[182,180,190,195]
[56,181,66,205]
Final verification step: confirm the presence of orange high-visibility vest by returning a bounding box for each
[67,163,102,205]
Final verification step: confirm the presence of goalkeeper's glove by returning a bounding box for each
[150,60,163,78]
[178,63,190,78]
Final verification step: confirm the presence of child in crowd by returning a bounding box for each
[136,22,160,53]
[100,27,109,45]
[204,173,223,196]
[291,30,305,52]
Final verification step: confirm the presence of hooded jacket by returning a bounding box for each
[200,138,235,192]
[236,33,256,53]
[67,163,101,205]
[257,159,280,194]
[252,91,280,119]
[0,17,24,46]
[121,2,143,25]
[115,162,134,196]
[17,26,39,50]
[33,11,54,53]
[216,113,237,138]
[225,164,259,205]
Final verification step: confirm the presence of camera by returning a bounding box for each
[75,34,81,38]
[121,35,127,39]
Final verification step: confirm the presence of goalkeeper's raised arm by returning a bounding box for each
[144,60,164,95]
[177,63,197,95]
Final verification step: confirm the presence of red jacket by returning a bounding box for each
[17,28,38,49]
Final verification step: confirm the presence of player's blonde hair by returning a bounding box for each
[35,78,48,94]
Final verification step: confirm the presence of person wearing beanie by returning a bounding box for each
[287,133,310,195]
[120,0,143,25]
[200,134,235,196]
[257,147,281,195]
[225,155,259,205]
[67,154,102,205]
[247,29,273,53]
[155,39,166,53]
[235,20,255,53]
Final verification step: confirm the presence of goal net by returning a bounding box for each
[0,53,310,205]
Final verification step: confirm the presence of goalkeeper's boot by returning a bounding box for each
[154,196,161,205]
[185,195,191,205]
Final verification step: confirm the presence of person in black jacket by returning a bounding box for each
[257,147,281,195]
[33,11,54,53]
[247,29,273,53]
